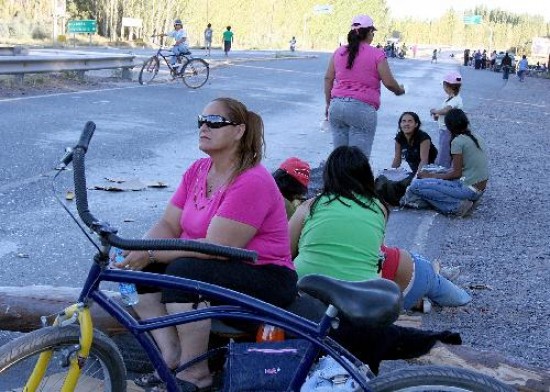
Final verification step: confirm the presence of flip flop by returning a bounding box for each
[134,371,163,388]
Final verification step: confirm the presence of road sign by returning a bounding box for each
[463,15,482,25]
[313,4,333,14]
[122,17,143,28]
[67,20,97,34]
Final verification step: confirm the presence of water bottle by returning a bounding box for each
[256,324,285,342]
[319,118,329,133]
[111,247,139,306]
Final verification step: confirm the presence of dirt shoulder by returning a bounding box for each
[420,67,550,369]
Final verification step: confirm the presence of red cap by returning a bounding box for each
[279,157,310,187]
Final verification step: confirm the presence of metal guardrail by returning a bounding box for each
[0,46,28,56]
[0,53,136,79]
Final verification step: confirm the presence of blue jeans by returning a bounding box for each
[435,128,452,168]
[328,97,377,157]
[170,45,189,65]
[502,66,510,80]
[403,253,471,310]
[408,179,482,214]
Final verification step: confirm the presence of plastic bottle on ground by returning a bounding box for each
[256,324,285,342]
[111,247,139,306]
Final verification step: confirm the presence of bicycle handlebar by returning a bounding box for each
[64,122,257,262]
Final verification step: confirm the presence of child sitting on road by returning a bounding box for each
[273,157,310,219]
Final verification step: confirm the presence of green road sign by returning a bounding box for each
[67,20,97,34]
[463,15,482,25]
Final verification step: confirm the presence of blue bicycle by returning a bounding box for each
[0,122,513,391]
[138,36,209,88]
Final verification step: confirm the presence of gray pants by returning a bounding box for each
[435,127,452,168]
[328,97,377,157]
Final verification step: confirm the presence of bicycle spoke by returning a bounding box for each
[181,59,209,88]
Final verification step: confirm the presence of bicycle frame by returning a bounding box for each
[153,46,192,71]
[29,256,374,391]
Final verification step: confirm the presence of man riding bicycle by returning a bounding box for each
[162,19,189,69]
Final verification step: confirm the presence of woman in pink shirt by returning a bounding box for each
[324,14,405,157]
[121,97,296,391]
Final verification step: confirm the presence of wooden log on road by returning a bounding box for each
[0,285,132,335]
[1,285,549,391]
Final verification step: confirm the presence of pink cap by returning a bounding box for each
[351,14,377,31]
[279,157,310,187]
[443,71,462,84]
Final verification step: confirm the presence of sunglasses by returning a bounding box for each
[198,115,240,129]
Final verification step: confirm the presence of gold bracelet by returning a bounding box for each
[147,250,157,264]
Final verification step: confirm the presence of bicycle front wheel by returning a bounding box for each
[181,58,209,88]
[365,365,514,392]
[139,56,160,85]
[0,325,127,392]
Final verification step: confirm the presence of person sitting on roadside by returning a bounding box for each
[162,19,189,69]
[430,71,463,168]
[404,108,489,217]
[273,157,310,219]
[381,245,471,311]
[289,146,387,282]
[123,97,297,391]
[375,111,437,205]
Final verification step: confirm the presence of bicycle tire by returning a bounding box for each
[181,58,209,88]
[139,56,160,85]
[0,325,127,392]
[365,365,514,392]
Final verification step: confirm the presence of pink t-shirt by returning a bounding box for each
[170,158,293,269]
[331,43,386,110]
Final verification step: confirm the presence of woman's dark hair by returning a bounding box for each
[345,27,374,69]
[444,108,481,149]
[310,146,385,217]
[273,169,307,201]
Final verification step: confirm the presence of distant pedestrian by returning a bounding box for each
[222,26,234,56]
[463,48,470,66]
[517,55,528,82]
[412,44,417,58]
[431,49,437,63]
[289,36,297,52]
[501,52,512,80]
[204,23,213,56]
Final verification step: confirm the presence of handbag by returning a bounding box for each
[223,339,309,391]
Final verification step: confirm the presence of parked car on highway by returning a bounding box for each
[494,52,516,72]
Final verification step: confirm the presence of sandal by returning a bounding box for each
[150,377,213,392]
[134,371,164,388]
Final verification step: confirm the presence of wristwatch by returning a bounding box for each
[147,250,157,264]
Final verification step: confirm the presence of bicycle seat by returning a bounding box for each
[297,275,402,328]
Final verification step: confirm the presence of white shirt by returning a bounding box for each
[168,29,188,49]
[438,95,463,129]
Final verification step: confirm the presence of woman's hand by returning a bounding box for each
[116,250,151,271]
[416,170,434,179]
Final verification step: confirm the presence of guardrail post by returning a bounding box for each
[121,67,133,80]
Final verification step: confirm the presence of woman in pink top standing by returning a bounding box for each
[120,97,297,391]
[324,14,405,157]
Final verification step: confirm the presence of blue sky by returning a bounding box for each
[386,0,550,21]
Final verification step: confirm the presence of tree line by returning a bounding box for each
[1,0,548,54]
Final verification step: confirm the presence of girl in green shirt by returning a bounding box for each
[289,146,388,281]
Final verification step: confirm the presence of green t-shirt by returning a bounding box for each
[223,30,233,42]
[294,195,385,282]
[450,133,489,186]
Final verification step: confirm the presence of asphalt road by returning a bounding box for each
[0,49,460,288]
